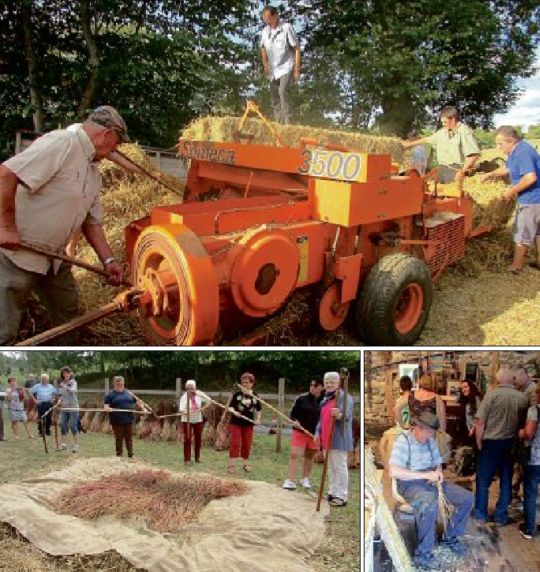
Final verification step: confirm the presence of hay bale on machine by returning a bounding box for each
[181,116,405,162]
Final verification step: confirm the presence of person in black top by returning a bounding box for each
[283,378,325,490]
[104,375,145,459]
[227,372,262,474]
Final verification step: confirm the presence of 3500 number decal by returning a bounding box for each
[297,149,366,182]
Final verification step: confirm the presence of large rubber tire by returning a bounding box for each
[356,253,433,345]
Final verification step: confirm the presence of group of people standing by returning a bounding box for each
[1,368,356,508]
[389,365,540,570]
[0,367,81,448]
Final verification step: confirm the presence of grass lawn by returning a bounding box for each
[0,429,359,572]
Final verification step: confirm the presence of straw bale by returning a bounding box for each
[89,412,105,433]
[51,469,247,533]
[100,417,112,434]
[138,416,153,439]
[181,116,405,162]
[160,419,172,441]
[150,419,164,441]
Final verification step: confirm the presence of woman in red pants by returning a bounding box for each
[228,372,262,474]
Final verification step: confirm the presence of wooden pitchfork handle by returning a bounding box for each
[316,394,339,512]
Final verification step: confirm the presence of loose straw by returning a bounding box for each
[235,384,315,439]
[436,468,455,533]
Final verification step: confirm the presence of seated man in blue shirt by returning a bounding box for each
[481,125,540,273]
[389,412,473,570]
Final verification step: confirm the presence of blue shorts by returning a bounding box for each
[513,204,540,245]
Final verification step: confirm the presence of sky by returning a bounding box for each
[494,46,540,130]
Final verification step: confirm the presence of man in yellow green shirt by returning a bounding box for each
[403,106,480,183]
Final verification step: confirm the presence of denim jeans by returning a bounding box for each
[523,463,540,533]
[399,479,474,557]
[474,438,514,523]
[60,410,79,435]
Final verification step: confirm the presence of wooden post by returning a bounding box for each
[104,377,109,396]
[176,378,182,402]
[385,368,395,422]
[365,352,372,410]
[490,351,500,390]
[276,377,285,453]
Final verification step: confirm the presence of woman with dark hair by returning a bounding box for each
[227,372,261,474]
[408,374,446,432]
[457,380,481,442]
[58,366,79,452]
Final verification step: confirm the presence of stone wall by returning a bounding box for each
[364,350,539,429]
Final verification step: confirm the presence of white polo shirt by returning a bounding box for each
[260,21,299,80]
[1,127,103,274]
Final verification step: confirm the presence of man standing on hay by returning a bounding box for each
[389,411,473,570]
[0,106,128,344]
[260,5,300,124]
[403,106,480,183]
[480,125,540,273]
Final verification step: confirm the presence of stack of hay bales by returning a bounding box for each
[181,116,405,162]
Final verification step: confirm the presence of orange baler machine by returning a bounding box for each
[125,139,474,346]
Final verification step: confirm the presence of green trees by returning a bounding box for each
[0,0,256,157]
[1,1,538,158]
[298,0,540,136]
[0,350,360,391]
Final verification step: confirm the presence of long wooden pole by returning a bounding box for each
[235,383,315,439]
[316,393,338,512]
[196,390,256,425]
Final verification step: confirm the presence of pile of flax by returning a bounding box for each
[51,469,247,533]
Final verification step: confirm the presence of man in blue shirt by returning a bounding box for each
[481,126,540,273]
[29,373,58,436]
[389,412,473,570]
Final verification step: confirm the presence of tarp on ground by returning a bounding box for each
[0,457,328,572]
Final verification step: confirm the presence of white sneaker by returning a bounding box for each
[71,444,79,453]
[299,478,311,489]
[282,479,296,490]
[58,443,68,451]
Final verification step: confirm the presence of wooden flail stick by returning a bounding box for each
[127,390,153,413]
[40,418,48,454]
[316,368,349,512]
[61,407,149,414]
[39,400,62,454]
[196,390,257,425]
[235,383,315,439]
[316,392,339,512]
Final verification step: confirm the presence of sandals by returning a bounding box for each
[227,466,236,474]
[242,464,252,473]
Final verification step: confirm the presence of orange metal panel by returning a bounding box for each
[196,161,308,193]
[179,140,393,183]
[334,253,363,303]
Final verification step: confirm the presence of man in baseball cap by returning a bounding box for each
[389,410,473,569]
[88,105,130,143]
[0,104,130,344]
